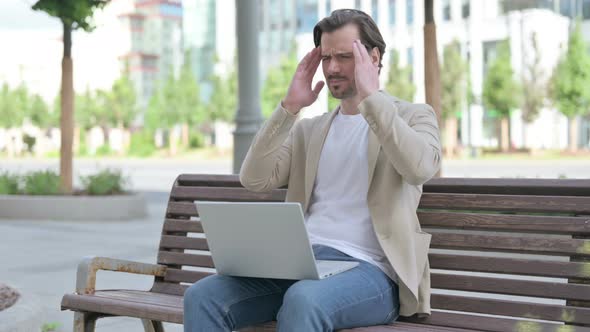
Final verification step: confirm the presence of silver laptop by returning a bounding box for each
[195,201,359,280]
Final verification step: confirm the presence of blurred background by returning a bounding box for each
[1,1,589,331]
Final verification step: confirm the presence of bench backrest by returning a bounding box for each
[154,174,590,330]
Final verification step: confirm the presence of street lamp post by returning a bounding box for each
[233,0,263,174]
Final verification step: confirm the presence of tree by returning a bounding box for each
[482,40,521,152]
[262,52,298,118]
[441,40,468,157]
[207,62,237,145]
[28,94,51,129]
[32,0,110,193]
[175,51,203,148]
[0,83,25,129]
[521,33,546,149]
[385,50,416,102]
[550,20,590,153]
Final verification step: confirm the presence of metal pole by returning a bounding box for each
[233,0,263,174]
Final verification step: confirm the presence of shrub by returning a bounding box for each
[23,170,61,195]
[80,169,128,195]
[128,131,156,157]
[189,132,205,149]
[0,172,20,195]
[95,144,112,156]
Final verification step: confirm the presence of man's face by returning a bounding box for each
[320,23,361,100]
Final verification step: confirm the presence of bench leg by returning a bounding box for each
[73,312,99,332]
[142,319,165,332]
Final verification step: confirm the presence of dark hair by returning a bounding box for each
[313,9,386,70]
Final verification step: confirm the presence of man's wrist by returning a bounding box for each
[281,99,301,115]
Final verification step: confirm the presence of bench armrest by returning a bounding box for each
[75,256,167,295]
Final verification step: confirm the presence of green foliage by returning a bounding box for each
[521,33,546,123]
[385,50,416,101]
[0,172,20,195]
[41,322,61,332]
[177,50,203,126]
[95,144,112,156]
[75,86,102,129]
[32,0,109,32]
[550,20,590,119]
[262,53,298,118]
[23,170,61,195]
[441,40,469,120]
[482,40,521,118]
[80,169,127,195]
[208,66,237,123]
[22,134,36,153]
[189,131,205,149]
[128,131,156,157]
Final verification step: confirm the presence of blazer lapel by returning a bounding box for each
[367,129,380,185]
[303,110,338,211]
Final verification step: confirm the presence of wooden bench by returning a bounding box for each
[61,174,590,331]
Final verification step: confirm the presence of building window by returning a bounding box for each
[462,0,470,18]
[372,0,379,21]
[355,0,361,9]
[443,0,451,21]
[326,0,331,15]
[406,0,414,24]
[296,0,318,33]
[560,0,573,17]
[389,0,396,26]
[583,0,590,19]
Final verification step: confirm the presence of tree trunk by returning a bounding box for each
[444,117,458,158]
[181,123,190,148]
[500,117,510,152]
[424,0,442,176]
[60,22,74,194]
[569,116,579,153]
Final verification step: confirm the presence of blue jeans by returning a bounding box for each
[183,245,399,331]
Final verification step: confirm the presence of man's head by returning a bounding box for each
[313,9,386,100]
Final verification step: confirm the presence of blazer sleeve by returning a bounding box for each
[239,103,298,192]
[358,91,442,185]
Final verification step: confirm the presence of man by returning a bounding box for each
[184,9,441,332]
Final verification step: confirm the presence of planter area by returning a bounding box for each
[0,193,147,221]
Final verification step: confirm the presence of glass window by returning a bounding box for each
[462,0,470,18]
[389,0,396,26]
[296,0,318,33]
[583,0,590,19]
[372,0,379,21]
[406,0,414,24]
[355,0,361,9]
[326,0,331,15]
[443,0,451,21]
[560,0,573,17]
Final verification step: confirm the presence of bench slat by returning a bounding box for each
[160,235,209,250]
[420,193,590,214]
[151,281,188,296]
[429,253,590,280]
[430,233,590,256]
[166,202,198,217]
[424,177,590,197]
[164,268,214,284]
[419,212,590,235]
[431,294,590,325]
[170,186,286,202]
[176,174,241,187]
[431,273,590,301]
[163,219,203,233]
[402,311,590,332]
[157,251,214,268]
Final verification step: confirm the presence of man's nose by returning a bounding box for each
[327,59,340,74]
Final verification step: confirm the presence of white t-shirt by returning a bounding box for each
[305,110,398,283]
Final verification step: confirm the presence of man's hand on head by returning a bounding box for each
[352,39,380,101]
[282,47,325,115]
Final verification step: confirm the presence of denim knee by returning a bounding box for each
[276,283,332,331]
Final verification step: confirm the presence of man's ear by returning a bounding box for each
[371,47,380,66]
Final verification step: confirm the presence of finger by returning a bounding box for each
[352,40,362,64]
[312,80,325,96]
[357,39,371,62]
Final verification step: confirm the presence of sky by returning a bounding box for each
[0,0,61,32]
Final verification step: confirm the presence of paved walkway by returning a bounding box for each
[0,192,183,332]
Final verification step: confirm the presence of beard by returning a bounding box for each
[328,76,356,99]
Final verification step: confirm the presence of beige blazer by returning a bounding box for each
[239,91,442,317]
